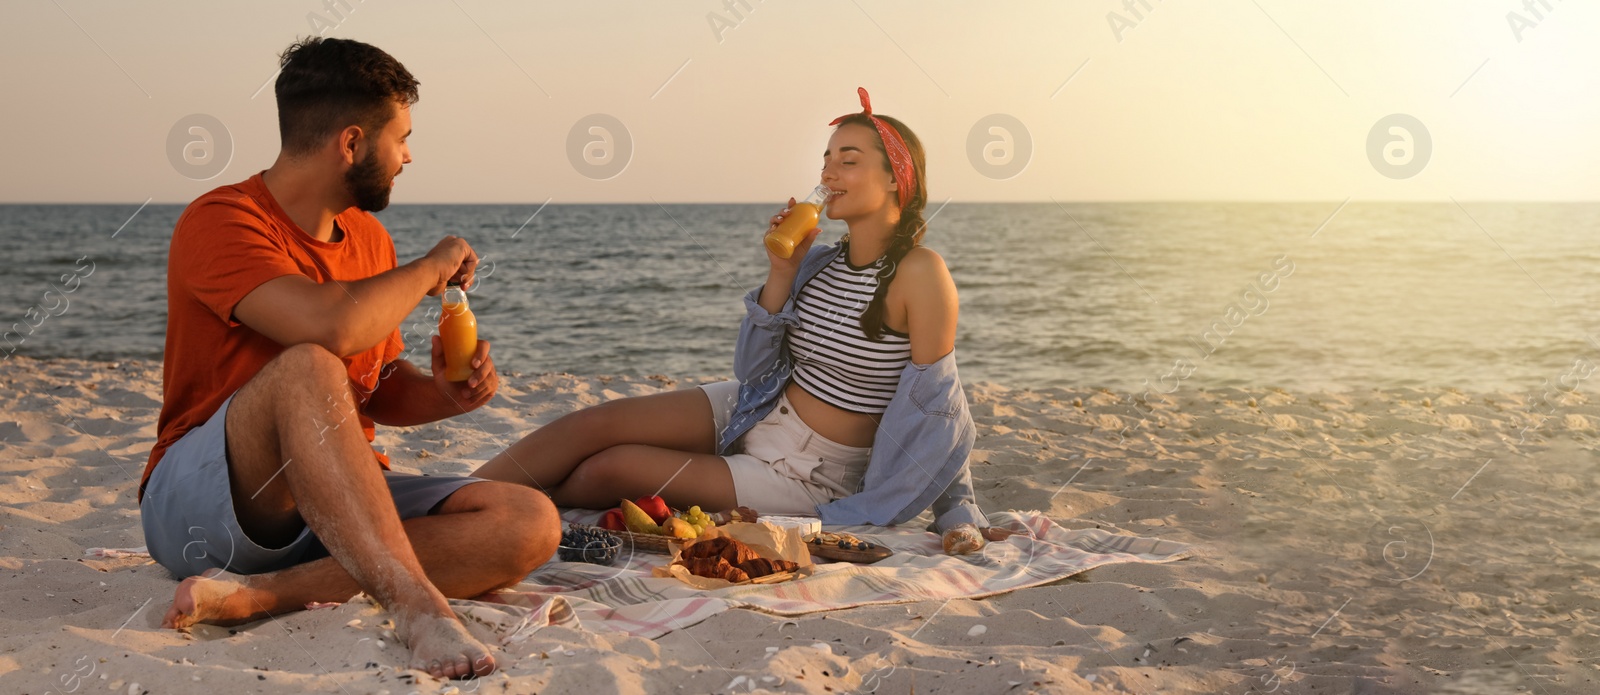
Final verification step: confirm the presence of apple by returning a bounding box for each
[634,495,671,525]
[599,508,627,532]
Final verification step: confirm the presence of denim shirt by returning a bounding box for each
[718,241,988,533]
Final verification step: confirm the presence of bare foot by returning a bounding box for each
[161,569,263,629]
[398,611,496,680]
[981,527,1015,543]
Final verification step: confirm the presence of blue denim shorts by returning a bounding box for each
[140,393,484,579]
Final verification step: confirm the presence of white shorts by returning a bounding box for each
[699,380,870,516]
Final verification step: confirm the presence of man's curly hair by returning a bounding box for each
[274,37,419,156]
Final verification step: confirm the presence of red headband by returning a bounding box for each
[829,87,916,210]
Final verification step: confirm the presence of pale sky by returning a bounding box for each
[2,0,1597,203]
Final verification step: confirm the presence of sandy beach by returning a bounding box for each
[1,356,1593,694]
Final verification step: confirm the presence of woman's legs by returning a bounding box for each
[471,387,721,492]
[548,445,738,512]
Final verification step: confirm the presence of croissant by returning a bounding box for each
[683,536,763,566]
[719,541,760,566]
[682,537,733,561]
[682,556,750,583]
[735,558,798,578]
[681,556,723,576]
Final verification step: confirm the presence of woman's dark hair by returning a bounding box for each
[832,113,928,341]
[274,37,420,157]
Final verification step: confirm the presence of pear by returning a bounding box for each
[619,499,662,534]
[663,516,699,540]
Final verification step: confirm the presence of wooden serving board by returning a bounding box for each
[806,544,893,564]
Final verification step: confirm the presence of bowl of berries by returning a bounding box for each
[558,524,623,566]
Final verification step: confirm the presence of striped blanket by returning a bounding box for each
[456,510,1193,642]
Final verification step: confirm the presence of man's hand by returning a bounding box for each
[430,335,496,412]
[419,236,479,296]
[234,236,480,357]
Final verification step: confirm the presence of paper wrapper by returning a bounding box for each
[652,521,815,589]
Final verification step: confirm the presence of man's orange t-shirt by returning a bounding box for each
[143,171,404,498]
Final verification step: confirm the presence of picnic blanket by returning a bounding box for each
[456,510,1193,642]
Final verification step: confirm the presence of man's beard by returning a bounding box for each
[346,148,394,212]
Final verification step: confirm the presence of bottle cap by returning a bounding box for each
[446,280,461,287]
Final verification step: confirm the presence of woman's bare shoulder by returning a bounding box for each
[896,246,954,291]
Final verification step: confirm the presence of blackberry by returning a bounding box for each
[559,524,621,565]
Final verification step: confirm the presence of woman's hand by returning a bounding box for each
[765,197,821,277]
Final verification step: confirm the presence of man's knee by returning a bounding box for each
[268,343,347,385]
[230,343,356,446]
[476,482,559,578]
[237,344,353,424]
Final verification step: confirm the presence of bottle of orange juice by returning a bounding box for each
[438,281,478,382]
[764,184,832,259]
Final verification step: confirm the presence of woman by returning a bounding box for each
[474,88,1005,553]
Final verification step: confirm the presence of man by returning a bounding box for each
[140,37,557,680]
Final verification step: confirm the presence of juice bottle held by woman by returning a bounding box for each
[764,184,832,259]
[438,281,478,382]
